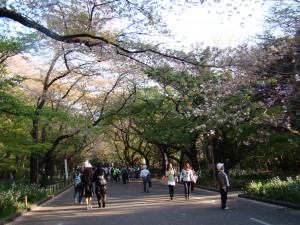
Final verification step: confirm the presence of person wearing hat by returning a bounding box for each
[216,163,230,209]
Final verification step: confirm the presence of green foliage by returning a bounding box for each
[244,176,300,204]
[0,183,47,218]
[0,36,23,55]
[198,170,275,190]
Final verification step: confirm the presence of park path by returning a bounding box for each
[7,179,300,225]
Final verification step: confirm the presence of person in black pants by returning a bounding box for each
[82,168,93,210]
[140,165,151,193]
[217,163,230,209]
[93,165,107,208]
[180,163,194,199]
[121,165,129,184]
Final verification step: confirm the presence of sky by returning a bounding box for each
[165,0,270,48]
[0,0,270,50]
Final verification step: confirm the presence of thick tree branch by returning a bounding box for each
[0,7,218,68]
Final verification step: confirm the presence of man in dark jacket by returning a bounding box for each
[93,165,107,208]
[217,163,230,210]
[121,165,129,184]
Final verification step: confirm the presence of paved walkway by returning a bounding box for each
[7,179,300,225]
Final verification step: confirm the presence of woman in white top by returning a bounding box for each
[180,163,194,199]
[165,163,176,200]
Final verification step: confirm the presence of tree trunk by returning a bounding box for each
[44,152,56,179]
[179,151,184,171]
[189,142,200,171]
[29,154,39,184]
[30,115,40,184]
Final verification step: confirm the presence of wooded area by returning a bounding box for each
[0,0,299,186]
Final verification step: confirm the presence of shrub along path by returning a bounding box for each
[6,179,300,225]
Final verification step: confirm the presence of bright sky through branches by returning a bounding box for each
[166,0,270,48]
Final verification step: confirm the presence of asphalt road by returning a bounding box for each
[7,179,300,225]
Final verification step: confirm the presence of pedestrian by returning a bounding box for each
[140,165,151,193]
[180,163,195,199]
[108,164,114,181]
[91,166,96,196]
[165,163,176,200]
[82,168,93,210]
[217,163,230,210]
[73,168,83,205]
[121,165,129,184]
[113,166,120,182]
[134,164,139,179]
[104,166,109,180]
[128,166,134,181]
[93,165,107,208]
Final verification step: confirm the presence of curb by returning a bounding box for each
[0,184,72,225]
[194,184,241,193]
[194,185,219,193]
[238,194,300,210]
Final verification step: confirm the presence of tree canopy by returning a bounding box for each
[0,0,299,184]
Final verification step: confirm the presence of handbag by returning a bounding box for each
[161,175,167,185]
[174,175,178,183]
[190,172,196,183]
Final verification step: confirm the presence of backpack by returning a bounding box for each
[122,168,128,175]
[146,172,151,182]
[97,175,107,186]
[74,173,81,186]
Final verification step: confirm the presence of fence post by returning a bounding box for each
[25,196,28,207]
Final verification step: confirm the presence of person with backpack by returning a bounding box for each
[93,165,107,208]
[113,166,120,182]
[73,168,83,204]
[140,165,151,193]
[121,165,129,184]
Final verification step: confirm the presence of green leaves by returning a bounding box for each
[245,176,300,204]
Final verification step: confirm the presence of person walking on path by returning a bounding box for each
[82,168,94,210]
[73,168,83,205]
[180,163,195,199]
[93,165,107,208]
[121,165,129,184]
[216,163,230,210]
[165,163,176,200]
[113,166,120,182]
[140,165,151,193]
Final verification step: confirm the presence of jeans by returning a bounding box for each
[183,181,192,197]
[74,184,82,202]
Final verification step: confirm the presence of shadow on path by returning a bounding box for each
[7,179,300,225]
